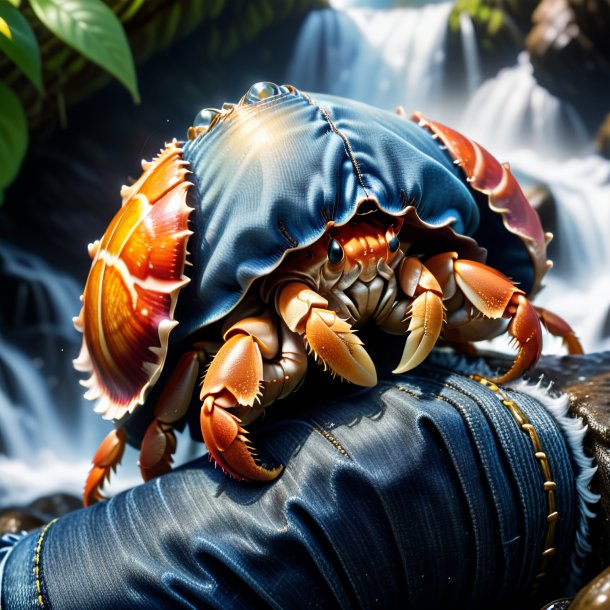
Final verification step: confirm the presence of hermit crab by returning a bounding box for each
[74,82,583,506]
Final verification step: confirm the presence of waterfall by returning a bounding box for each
[458,11,481,95]
[511,152,610,354]
[459,53,590,159]
[0,242,93,505]
[288,3,459,122]
[289,5,609,355]
[0,242,164,507]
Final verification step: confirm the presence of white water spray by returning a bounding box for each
[460,53,590,159]
[0,242,196,507]
[288,6,610,354]
[288,3,458,121]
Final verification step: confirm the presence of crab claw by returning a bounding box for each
[199,331,282,481]
[394,292,445,373]
[200,395,281,481]
[453,258,543,383]
[306,308,377,386]
[536,307,584,355]
[277,282,376,386]
[394,258,445,374]
[84,428,127,507]
[496,293,543,383]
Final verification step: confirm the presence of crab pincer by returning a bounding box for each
[426,252,542,383]
[199,314,290,481]
[393,258,445,374]
[277,282,377,387]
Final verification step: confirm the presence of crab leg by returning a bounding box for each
[83,350,205,506]
[84,428,127,507]
[535,307,584,355]
[276,282,377,386]
[426,252,543,383]
[200,312,296,481]
[139,350,203,482]
[393,258,445,374]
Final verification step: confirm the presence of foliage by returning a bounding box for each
[0,82,27,205]
[0,0,326,207]
[448,0,531,79]
[0,0,138,205]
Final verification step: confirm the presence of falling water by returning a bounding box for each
[0,242,192,507]
[458,11,482,95]
[460,53,590,159]
[0,241,94,505]
[288,3,458,122]
[289,4,610,354]
[511,152,610,354]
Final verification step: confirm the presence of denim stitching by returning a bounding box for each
[34,519,57,608]
[469,375,558,593]
[314,427,350,458]
[300,91,369,200]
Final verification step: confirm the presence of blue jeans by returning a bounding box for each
[0,362,594,609]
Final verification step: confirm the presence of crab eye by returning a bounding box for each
[243,82,283,104]
[387,230,400,253]
[193,108,220,131]
[328,239,344,264]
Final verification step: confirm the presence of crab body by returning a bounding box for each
[75,83,582,505]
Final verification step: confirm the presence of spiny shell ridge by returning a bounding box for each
[74,141,192,421]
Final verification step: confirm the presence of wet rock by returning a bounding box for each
[0,509,45,535]
[0,493,82,535]
[596,114,610,159]
[570,566,610,609]
[526,0,610,133]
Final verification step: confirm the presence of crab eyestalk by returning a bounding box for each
[198,314,291,481]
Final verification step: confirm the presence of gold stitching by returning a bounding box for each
[314,428,350,458]
[470,374,558,592]
[35,518,57,607]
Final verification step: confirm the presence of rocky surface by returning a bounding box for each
[570,565,610,609]
[526,0,610,134]
[0,493,82,535]
[535,352,610,572]
[596,114,610,159]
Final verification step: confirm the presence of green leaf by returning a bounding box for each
[0,82,28,195]
[28,0,139,102]
[0,0,43,92]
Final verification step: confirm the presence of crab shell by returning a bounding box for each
[74,85,548,422]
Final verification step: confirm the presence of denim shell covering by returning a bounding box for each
[174,89,535,341]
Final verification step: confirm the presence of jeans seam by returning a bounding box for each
[313,427,350,459]
[463,375,560,594]
[34,519,57,608]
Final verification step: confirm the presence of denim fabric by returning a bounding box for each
[0,363,581,610]
[176,88,533,338]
